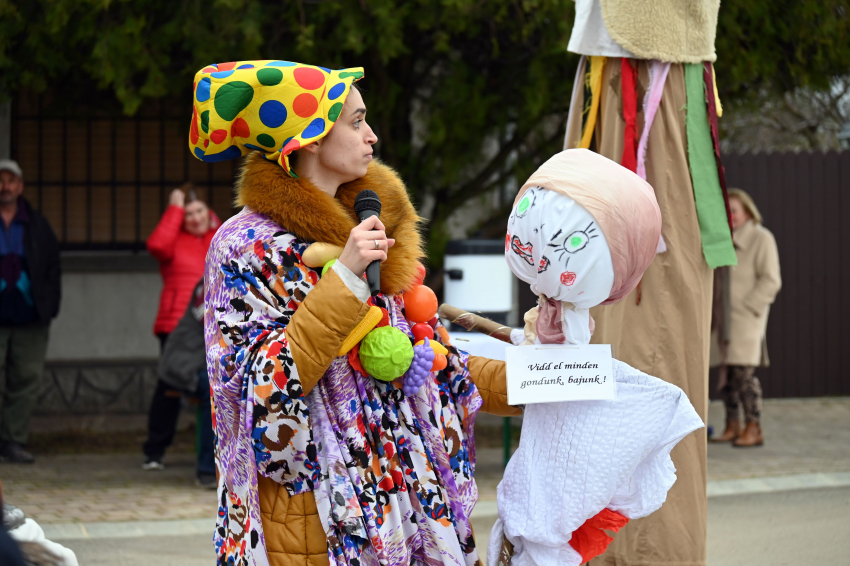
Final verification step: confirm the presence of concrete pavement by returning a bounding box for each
[2,397,848,563]
[705,397,850,480]
[55,486,850,566]
[706,486,850,566]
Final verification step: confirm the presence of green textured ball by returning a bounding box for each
[359,327,414,382]
[321,259,337,278]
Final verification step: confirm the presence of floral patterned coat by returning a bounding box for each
[204,157,517,566]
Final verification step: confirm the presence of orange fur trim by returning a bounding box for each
[235,153,426,295]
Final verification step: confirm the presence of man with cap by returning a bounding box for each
[0,160,61,464]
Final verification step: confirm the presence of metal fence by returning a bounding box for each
[720,151,850,398]
[10,95,236,250]
[518,151,850,398]
[10,96,850,397]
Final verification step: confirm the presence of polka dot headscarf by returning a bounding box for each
[189,60,364,176]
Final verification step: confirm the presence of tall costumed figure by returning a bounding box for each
[564,0,736,564]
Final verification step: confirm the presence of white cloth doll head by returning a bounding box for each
[505,149,662,345]
[506,187,615,308]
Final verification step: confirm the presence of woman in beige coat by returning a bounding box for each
[713,189,782,447]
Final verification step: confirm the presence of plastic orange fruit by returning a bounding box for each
[431,353,448,372]
[404,285,438,323]
[414,339,448,356]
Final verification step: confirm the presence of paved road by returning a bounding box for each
[63,534,214,566]
[59,486,850,566]
[8,398,850,526]
[10,397,849,565]
[707,486,850,566]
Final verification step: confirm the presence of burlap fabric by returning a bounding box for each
[566,59,711,566]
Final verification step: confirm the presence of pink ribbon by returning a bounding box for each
[636,60,670,254]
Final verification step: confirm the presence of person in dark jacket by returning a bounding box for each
[0,160,61,465]
[155,278,215,487]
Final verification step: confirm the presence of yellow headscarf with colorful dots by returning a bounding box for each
[189,60,364,176]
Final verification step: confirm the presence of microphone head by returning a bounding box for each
[354,189,382,216]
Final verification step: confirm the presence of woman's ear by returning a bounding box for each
[300,141,320,155]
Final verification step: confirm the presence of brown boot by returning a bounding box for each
[711,419,741,442]
[733,422,763,447]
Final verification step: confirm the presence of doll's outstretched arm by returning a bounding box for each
[467,356,522,417]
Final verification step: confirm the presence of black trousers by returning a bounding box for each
[142,379,182,461]
[142,333,181,461]
[143,335,215,474]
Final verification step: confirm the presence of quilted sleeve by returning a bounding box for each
[467,356,523,417]
[285,268,371,391]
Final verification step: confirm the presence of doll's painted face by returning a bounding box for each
[505,188,614,308]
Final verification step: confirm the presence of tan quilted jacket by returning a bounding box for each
[238,154,518,565]
[257,272,517,566]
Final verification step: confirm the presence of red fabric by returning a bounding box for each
[703,62,733,234]
[147,205,220,335]
[620,59,638,173]
[348,344,368,377]
[569,508,630,564]
[375,307,390,328]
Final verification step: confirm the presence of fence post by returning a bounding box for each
[0,100,10,159]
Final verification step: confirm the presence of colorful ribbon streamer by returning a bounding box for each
[704,62,733,233]
[564,56,588,150]
[635,60,671,254]
[620,59,639,172]
[579,56,606,149]
[711,63,723,117]
[636,61,671,180]
[685,63,737,268]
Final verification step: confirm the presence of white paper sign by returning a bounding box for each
[506,344,616,405]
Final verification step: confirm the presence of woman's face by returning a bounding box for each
[729,196,751,231]
[184,201,210,236]
[315,88,378,182]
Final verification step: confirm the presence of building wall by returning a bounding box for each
[41,253,163,414]
[47,271,161,361]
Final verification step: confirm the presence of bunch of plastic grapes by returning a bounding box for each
[403,338,436,397]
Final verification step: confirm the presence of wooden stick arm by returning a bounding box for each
[438,304,514,344]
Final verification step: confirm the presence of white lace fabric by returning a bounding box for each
[488,361,704,566]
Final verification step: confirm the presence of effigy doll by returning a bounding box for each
[489,149,704,566]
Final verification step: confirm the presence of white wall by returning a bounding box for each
[46,271,162,361]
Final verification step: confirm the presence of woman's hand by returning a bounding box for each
[338,216,396,276]
[169,188,186,207]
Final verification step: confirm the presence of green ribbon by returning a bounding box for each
[685,63,737,269]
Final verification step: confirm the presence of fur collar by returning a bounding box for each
[235,153,426,295]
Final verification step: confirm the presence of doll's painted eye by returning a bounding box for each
[518,197,530,214]
[515,189,537,218]
[547,222,598,262]
[565,231,589,253]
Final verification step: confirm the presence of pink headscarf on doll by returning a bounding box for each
[515,149,661,305]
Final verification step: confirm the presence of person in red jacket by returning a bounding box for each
[142,185,219,473]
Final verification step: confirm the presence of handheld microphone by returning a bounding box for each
[353,190,382,296]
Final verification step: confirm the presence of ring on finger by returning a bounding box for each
[374,239,380,250]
